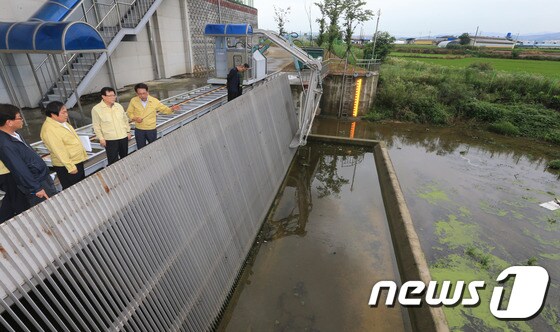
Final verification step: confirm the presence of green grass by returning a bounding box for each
[393,44,437,49]
[391,56,560,80]
[391,52,463,58]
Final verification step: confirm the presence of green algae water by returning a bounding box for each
[312,118,560,332]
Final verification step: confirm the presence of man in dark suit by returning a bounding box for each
[0,104,57,212]
[226,63,249,101]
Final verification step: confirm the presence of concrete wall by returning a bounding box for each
[320,73,379,116]
[0,74,298,331]
[0,1,43,21]
[307,135,449,332]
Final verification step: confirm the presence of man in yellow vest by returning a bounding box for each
[40,101,88,189]
[92,87,131,165]
[127,83,180,149]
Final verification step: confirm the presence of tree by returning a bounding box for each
[363,31,395,61]
[273,6,291,36]
[315,0,345,53]
[459,33,471,45]
[342,0,374,53]
[315,1,327,46]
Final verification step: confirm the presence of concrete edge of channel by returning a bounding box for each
[307,134,449,332]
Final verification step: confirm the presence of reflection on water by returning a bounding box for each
[219,142,408,331]
[264,145,366,242]
[312,117,560,331]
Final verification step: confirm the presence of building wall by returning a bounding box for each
[0,0,258,107]
[187,0,258,72]
[0,1,43,21]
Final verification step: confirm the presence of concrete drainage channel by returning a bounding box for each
[217,134,449,332]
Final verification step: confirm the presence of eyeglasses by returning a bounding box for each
[104,94,116,97]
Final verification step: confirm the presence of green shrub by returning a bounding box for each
[374,58,560,141]
[364,109,390,121]
[468,62,494,71]
[547,160,560,170]
[545,131,560,144]
[463,101,506,122]
[488,121,520,136]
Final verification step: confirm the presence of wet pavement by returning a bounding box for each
[218,142,409,331]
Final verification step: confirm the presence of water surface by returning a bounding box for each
[312,117,560,331]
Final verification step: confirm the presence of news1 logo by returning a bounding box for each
[369,266,550,319]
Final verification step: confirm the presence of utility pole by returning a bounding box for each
[371,9,381,60]
[473,26,479,46]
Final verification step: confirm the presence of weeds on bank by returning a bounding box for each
[369,58,560,143]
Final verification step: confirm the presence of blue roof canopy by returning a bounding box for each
[0,21,106,53]
[30,0,82,22]
[204,24,253,36]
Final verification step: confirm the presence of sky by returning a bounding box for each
[255,0,560,38]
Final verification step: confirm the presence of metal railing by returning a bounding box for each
[0,76,297,332]
[32,0,157,108]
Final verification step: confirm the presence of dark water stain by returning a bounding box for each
[312,117,560,331]
[218,142,409,332]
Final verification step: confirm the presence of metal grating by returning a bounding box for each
[0,75,297,331]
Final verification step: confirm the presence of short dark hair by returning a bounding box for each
[0,104,20,126]
[45,101,65,117]
[242,63,249,68]
[100,87,116,97]
[134,83,149,92]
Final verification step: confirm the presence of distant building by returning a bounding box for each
[412,38,436,45]
[435,36,457,44]
[470,36,515,49]
[437,40,460,48]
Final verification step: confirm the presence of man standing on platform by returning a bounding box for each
[0,161,29,223]
[92,87,131,165]
[0,104,57,210]
[226,63,249,101]
[40,101,88,189]
[127,83,180,149]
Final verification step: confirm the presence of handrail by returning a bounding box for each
[35,0,156,108]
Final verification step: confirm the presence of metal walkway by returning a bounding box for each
[30,84,227,176]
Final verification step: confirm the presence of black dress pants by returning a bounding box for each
[0,173,29,223]
[106,137,129,165]
[53,162,85,189]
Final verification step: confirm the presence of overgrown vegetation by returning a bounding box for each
[327,32,395,64]
[370,58,560,143]
[548,160,560,170]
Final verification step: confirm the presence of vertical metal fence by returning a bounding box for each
[0,75,297,331]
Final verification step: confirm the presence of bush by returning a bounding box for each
[488,121,520,136]
[463,101,506,122]
[544,131,560,144]
[364,109,390,121]
[548,160,560,170]
[374,58,560,142]
[467,62,494,71]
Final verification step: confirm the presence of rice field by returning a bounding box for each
[390,56,560,80]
